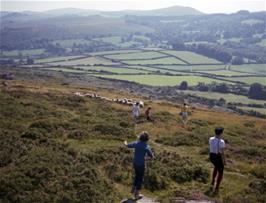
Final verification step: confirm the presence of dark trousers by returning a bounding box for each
[133,164,145,190]
[209,153,224,175]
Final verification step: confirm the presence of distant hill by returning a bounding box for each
[42,7,101,17]
[132,6,203,16]
[0,6,203,18]
[46,6,203,17]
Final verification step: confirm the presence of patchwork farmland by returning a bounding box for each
[36,49,265,86]
[33,48,265,116]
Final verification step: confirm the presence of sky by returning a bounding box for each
[1,0,265,13]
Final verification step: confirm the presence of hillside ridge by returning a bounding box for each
[0,79,265,202]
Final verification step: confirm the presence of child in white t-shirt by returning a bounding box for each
[209,127,226,194]
[132,102,140,124]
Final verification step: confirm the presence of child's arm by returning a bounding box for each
[221,148,226,165]
[146,147,155,159]
[124,141,137,148]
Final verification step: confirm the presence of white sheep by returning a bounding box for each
[139,101,144,108]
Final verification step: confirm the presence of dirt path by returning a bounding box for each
[121,196,216,203]
[121,196,159,203]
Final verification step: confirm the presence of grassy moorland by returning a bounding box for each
[0,79,265,202]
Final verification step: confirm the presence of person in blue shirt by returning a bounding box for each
[124,131,154,199]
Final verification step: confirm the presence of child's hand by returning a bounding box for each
[124,140,128,146]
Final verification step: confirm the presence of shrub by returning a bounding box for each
[68,130,88,140]
[144,170,168,191]
[153,111,175,123]
[225,180,266,203]
[21,130,44,140]
[0,137,118,203]
[93,123,133,138]
[29,120,58,134]
[251,165,266,179]
[155,133,203,147]
[237,146,266,160]
[190,119,214,127]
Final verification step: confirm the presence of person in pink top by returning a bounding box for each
[144,107,152,121]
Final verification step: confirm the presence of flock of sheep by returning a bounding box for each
[74,92,144,107]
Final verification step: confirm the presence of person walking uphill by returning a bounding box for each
[124,131,154,200]
[145,107,152,121]
[209,127,226,194]
[180,103,189,128]
[132,102,141,124]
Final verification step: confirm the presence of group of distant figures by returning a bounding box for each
[74,92,189,127]
[132,101,189,128]
[74,91,226,199]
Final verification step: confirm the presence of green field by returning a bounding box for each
[35,55,85,63]
[238,106,266,115]
[225,77,266,85]
[217,38,242,45]
[177,90,266,105]
[48,56,117,66]
[230,64,266,74]
[96,74,233,86]
[52,39,92,48]
[154,65,226,71]
[185,41,212,45]
[132,35,150,42]
[196,70,256,76]
[75,66,150,74]
[2,49,46,57]
[125,66,194,75]
[161,50,222,64]
[44,68,89,73]
[91,49,141,56]
[123,57,186,65]
[118,41,142,48]
[94,36,122,44]
[104,51,166,60]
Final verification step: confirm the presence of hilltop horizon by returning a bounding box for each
[1,5,203,16]
[2,5,266,18]
[2,0,265,14]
